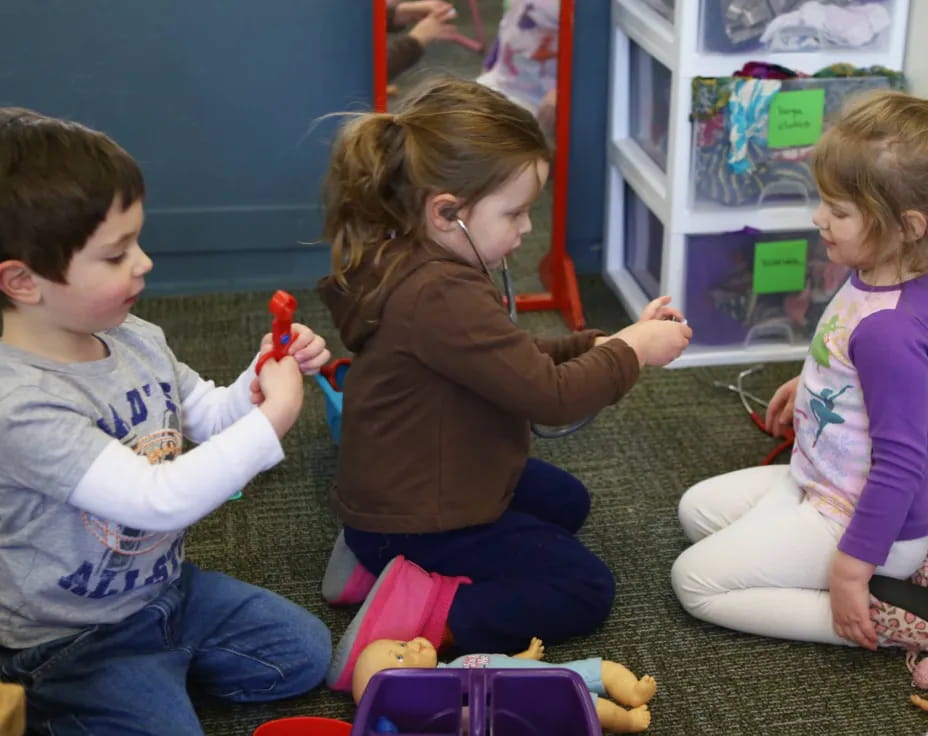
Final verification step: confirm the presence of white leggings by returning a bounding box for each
[671,465,928,646]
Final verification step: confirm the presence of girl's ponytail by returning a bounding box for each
[322,76,551,302]
[323,113,412,291]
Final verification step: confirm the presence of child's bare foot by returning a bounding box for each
[628,675,657,707]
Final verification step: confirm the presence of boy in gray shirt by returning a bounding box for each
[0,108,332,734]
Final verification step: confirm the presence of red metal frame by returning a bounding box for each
[373,0,388,113]
[372,0,585,329]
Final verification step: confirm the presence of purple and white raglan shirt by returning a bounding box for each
[791,272,928,566]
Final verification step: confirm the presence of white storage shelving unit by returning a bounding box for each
[604,0,911,367]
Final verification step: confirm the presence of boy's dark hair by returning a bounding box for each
[0,107,145,309]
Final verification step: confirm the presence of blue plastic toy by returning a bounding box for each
[373,715,399,733]
[315,359,350,445]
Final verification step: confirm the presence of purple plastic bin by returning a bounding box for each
[685,227,847,346]
[352,668,600,736]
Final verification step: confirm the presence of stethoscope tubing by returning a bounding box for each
[455,217,594,438]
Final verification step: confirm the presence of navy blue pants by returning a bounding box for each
[345,458,616,653]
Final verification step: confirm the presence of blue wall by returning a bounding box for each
[0,1,608,290]
[0,1,372,294]
[565,0,610,274]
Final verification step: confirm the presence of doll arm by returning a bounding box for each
[511,637,545,660]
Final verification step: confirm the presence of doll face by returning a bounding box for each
[376,637,438,669]
[352,637,439,704]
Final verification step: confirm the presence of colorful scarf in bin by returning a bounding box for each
[815,62,905,89]
[690,63,900,207]
[693,78,816,207]
[726,78,781,172]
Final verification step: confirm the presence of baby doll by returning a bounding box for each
[352,636,656,733]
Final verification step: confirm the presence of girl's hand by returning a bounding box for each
[829,550,878,650]
[765,376,799,437]
[639,295,685,323]
[613,319,692,367]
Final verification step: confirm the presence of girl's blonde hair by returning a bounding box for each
[812,90,928,276]
[322,76,551,302]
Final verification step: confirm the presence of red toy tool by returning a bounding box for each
[255,290,297,375]
[319,358,352,391]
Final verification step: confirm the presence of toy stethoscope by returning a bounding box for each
[454,217,595,439]
[713,364,794,465]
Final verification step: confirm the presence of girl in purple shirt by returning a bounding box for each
[672,90,928,651]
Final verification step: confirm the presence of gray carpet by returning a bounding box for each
[132,281,926,736]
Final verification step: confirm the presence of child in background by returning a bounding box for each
[0,108,332,734]
[318,76,691,691]
[477,0,560,133]
[672,91,928,651]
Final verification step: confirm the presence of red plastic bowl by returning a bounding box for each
[252,716,353,736]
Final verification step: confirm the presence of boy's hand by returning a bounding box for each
[270,323,330,376]
[252,324,330,404]
[612,320,692,367]
[256,356,304,439]
[257,323,330,373]
[639,295,685,323]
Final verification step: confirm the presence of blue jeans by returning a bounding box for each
[345,458,615,653]
[0,563,331,735]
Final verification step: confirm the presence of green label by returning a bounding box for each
[753,239,808,294]
[767,89,825,148]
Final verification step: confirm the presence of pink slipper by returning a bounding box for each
[325,555,470,692]
[321,530,376,606]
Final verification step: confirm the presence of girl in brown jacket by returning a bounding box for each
[317,76,692,692]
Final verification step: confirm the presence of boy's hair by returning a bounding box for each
[0,107,145,309]
[812,90,928,276]
[322,75,551,303]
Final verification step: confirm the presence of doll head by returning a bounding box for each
[351,637,439,703]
